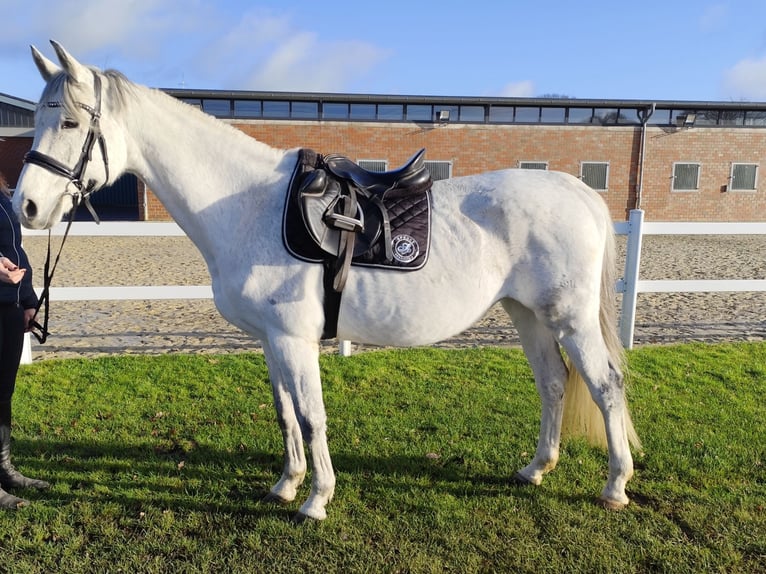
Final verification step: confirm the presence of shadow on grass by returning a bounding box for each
[10,436,583,518]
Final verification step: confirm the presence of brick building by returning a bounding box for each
[3,90,766,222]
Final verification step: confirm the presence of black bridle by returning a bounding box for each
[24,72,109,214]
[22,72,109,344]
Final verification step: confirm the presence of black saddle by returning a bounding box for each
[283,148,433,337]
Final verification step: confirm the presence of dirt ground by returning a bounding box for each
[21,234,766,360]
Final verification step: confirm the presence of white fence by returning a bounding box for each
[615,210,766,349]
[20,211,766,362]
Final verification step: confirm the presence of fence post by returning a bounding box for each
[20,332,32,365]
[619,209,645,349]
[339,340,352,356]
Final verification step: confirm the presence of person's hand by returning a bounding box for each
[23,308,37,332]
[0,257,25,285]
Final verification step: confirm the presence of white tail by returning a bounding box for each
[561,226,642,451]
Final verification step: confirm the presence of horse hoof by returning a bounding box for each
[511,472,535,486]
[598,497,629,511]
[291,512,312,525]
[261,492,291,506]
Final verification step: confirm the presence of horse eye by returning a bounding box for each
[62,119,79,129]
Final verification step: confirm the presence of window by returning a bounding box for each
[514,107,540,123]
[322,102,348,120]
[291,102,318,119]
[424,160,452,181]
[378,104,403,121]
[322,103,348,119]
[234,100,261,117]
[593,108,619,125]
[540,107,565,123]
[202,99,231,117]
[350,103,376,120]
[458,105,484,122]
[672,162,701,191]
[406,104,432,121]
[745,111,766,126]
[262,101,290,118]
[581,162,609,191]
[566,107,592,124]
[489,106,514,122]
[435,105,459,123]
[730,163,758,191]
[695,110,719,126]
[718,111,746,126]
[358,159,387,172]
[519,161,548,170]
[647,109,671,125]
[616,109,641,125]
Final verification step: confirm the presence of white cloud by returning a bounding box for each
[0,1,388,93]
[498,81,535,97]
[0,0,199,56]
[200,10,388,92]
[722,56,766,100]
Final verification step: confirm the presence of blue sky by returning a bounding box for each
[2,0,766,103]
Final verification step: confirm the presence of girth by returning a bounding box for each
[283,148,433,338]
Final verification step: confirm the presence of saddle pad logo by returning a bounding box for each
[392,234,420,263]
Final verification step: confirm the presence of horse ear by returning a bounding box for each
[49,40,89,84]
[31,45,60,82]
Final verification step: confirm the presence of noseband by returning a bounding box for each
[23,72,109,222]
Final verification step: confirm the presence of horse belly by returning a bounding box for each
[336,264,502,347]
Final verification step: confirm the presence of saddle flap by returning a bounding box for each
[300,180,381,257]
[300,179,341,253]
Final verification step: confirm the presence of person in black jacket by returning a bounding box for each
[0,172,49,508]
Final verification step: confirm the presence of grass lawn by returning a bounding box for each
[0,343,763,573]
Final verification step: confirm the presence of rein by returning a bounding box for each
[23,72,108,343]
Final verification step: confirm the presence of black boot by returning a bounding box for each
[0,401,49,509]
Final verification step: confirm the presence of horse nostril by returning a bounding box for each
[23,199,37,220]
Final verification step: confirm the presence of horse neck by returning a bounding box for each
[121,85,288,251]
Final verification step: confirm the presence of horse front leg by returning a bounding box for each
[262,336,335,521]
[261,353,307,506]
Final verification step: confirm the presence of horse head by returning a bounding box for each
[14,41,128,229]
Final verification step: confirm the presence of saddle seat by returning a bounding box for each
[323,148,430,195]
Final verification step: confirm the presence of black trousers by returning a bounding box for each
[0,303,25,405]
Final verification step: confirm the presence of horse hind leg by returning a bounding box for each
[558,325,635,509]
[503,300,568,486]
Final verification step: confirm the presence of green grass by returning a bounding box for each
[0,344,763,573]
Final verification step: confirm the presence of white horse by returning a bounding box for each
[15,41,640,521]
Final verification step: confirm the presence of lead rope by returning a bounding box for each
[28,197,81,344]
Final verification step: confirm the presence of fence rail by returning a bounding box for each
[20,213,766,362]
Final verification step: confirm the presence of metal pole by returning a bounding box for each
[635,104,655,210]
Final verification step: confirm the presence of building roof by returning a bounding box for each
[0,92,35,111]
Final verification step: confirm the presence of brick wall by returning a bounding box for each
[640,127,766,221]
[147,120,643,221]
[0,137,33,186]
[9,120,766,223]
